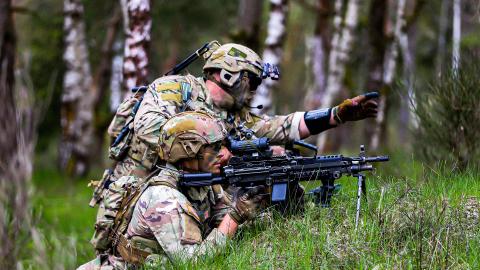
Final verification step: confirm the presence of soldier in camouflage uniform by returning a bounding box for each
[78,112,267,269]
[107,42,377,182]
[89,42,378,253]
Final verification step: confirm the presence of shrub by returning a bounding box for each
[413,55,480,171]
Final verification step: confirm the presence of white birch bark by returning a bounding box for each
[251,0,289,115]
[320,0,360,108]
[398,28,418,133]
[60,0,94,176]
[110,39,124,112]
[303,0,330,111]
[452,0,461,71]
[120,0,151,97]
[303,36,327,110]
[370,0,407,150]
[316,0,361,149]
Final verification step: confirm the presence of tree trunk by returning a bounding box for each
[435,0,449,75]
[232,0,263,52]
[251,0,289,115]
[120,0,151,96]
[452,0,461,70]
[303,0,331,111]
[110,38,124,112]
[59,0,94,176]
[363,0,387,149]
[398,0,425,142]
[91,6,122,163]
[369,0,407,150]
[320,0,360,108]
[0,1,34,267]
[316,0,361,150]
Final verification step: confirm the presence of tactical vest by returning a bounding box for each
[91,169,179,264]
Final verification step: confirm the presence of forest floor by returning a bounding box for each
[22,153,480,269]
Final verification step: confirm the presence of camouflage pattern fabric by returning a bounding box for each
[80,169,227,270]
[90,73,304,254]
[126,170,226,260]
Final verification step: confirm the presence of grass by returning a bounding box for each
[21,160,479,269]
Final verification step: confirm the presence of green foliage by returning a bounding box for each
[148,170,480,269]
[413,56,480,171]
[19,169,97,269]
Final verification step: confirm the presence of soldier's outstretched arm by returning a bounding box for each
[300,92,379,137]
[250,92,379,142]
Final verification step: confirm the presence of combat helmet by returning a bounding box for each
[158,112,227,163]
[203,43,263,88]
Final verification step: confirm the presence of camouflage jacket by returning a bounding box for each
[125,169,226,262]
[79,168,228,270]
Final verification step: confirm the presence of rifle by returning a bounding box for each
[180,142,388,228]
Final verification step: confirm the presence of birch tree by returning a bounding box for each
[59,0,94,176]
[452,0,461,70]
[120,0,151,95]
[303,0,331,111]
[368,0,408,150]
[252,0,289,114]
[60,1,122,175]
[110,38,124,112]
[315,0,361,149]
[398,0,426,140]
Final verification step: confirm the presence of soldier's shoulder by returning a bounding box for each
[149,75,188,93]
[240,109,264,124]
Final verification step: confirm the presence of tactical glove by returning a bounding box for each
[228,186,267,224]
[332,92,379,124]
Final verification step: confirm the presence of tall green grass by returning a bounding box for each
[22,164,479,269]
[166,170,479,269]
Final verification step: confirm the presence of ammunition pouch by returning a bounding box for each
[90,175,141,252]
[89,169,113,207]
[90,218,114,252]
[127,135,159,170]
[116,234,162,265]
[109,125,134,161]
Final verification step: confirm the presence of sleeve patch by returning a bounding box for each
[160,93,182,102]
[155,82,181,92]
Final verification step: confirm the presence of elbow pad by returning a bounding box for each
[304,108,336,135]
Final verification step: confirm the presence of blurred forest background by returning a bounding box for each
[0,0,479,269]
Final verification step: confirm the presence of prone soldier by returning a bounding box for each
[78,112,267,269]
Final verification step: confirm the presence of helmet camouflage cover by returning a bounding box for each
[203,43,263,77]
[158,112,227,163]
